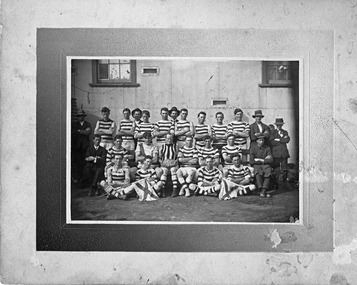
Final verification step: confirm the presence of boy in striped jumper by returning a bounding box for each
[159,134,179,197]
[226,108,250,162]
[176,136,198,197]
[190,156,222,196]
[117,108,135,152]
[99,153,129,200]
[194,111,212,149]
[153,107,174,148]
[173,108,194,149]
[94,107,116,150]
[197,135,220,167]
[221,134,242,177]
[219,154,256,200]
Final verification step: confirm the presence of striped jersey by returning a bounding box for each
[178,146,198,167]
[227,121,250,145]
[197,167,222,183]
[227,165,251,181]
[175,120,192,141]
[119,119,135,141]
[160,144,177,160]
[194,124,211,147]
[106,146,128,165]
[212,124,228,144]
[108,166,127,183]
[154,120,174,143]
[198,147,219,160]
[136,168,158,181]
[97,119,114,142]
[222,145,242,166]
[134,122,154,143]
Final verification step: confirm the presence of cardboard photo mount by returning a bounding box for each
[37,28,333,252]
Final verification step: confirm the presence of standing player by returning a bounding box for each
[94,107,116,150]
[173,108,194,149]
[211,111,228,157]
[117,108,135,153]
[194,111,211,149]
[153,107,174,148]
[134,110,154,145]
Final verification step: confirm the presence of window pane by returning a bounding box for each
[277,65,289,80]
[121,59,130,64]
[109,64,120,79]
[120,63,131,80]
[98,64,109,79]
[267,65,277,81]
[109,59,120,64]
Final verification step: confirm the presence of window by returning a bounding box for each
[90,59,140,87]
[259,61,294,87]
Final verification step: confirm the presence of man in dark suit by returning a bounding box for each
[84,134,107,196]
[269,118,290,176]
[72,109,91,183]
[249,135,273,198]
[249,110,270,149]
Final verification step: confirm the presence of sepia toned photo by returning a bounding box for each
[69,58,300,224]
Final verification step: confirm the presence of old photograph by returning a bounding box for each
[69,58,300,223]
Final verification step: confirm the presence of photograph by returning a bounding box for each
[69,58,300,224]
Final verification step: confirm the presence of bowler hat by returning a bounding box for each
[77,109,87,117]
[274,118,285,125]
[252,110,264,118]
[169,106,180,116]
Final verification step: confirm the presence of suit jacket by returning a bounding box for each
[72,121,92,150]
[269,129,290,158]
[249,122,270,143]
[85,145,106,168]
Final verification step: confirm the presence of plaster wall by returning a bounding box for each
[74,59,298,162]
[1,0,357,284]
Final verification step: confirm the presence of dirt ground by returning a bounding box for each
[71,182,299,223]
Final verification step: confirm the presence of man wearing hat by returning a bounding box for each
[94,107,116,150]
[269,118,290,177]
[249,134,273,197]
[72,109,92,183]
[249,110,270,148]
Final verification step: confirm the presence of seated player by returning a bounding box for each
[135,132,163,190]
[99,153,130,200]
[106,135,137,182]
[219,154,256,200]
[176,136,198,197]
[84,134,107,196]
[249,135,273,198]
[197,135,220,167]
[221,134,242,177]
[190,156,222,196]
[135,155,164,197]
[159,134,179,197]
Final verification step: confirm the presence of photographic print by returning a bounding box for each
[68,57,300,224]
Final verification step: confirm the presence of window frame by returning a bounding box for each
[90,59,140,87]
[259,61,294,88]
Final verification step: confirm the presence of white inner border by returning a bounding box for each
[66,56,304,225]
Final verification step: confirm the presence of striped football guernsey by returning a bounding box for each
[212,124,228,143]
[194,124,211,147]
[178,146,198,167]
[98,119,114,143]
[198,167,221,183]
[109,166,127,183]
[119,119,135,142]
[160,144,177,160]
[134,122,154,143]
[176,120,192,141]
[227,165,251,181]
[106,146,128,165]
[136,168,158,181]
[198,147,219,160]
[154,120,174,143]
[222,145,242,166]
[227,121,250,145]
